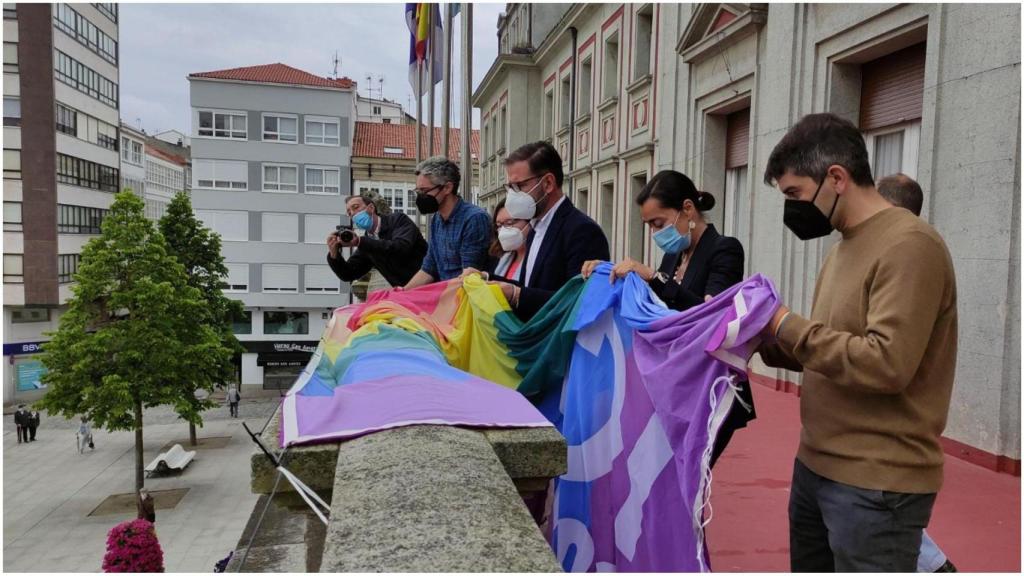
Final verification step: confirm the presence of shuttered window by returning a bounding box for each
[726,108,750,169]
[859,43,926,131]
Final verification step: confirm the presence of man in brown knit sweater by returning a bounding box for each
[759,113,958,572]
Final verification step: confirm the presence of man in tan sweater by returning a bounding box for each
[759,113,958,572]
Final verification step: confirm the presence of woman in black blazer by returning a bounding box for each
[581,169,753,467]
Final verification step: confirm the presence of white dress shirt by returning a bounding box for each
[524,195,566,286]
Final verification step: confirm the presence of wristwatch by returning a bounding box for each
[653,271,670,284]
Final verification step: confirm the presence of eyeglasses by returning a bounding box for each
[413,183,444,195]
[505,173,548,193]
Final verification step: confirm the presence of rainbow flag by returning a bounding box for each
[280,264,780,571]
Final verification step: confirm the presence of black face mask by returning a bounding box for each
[415,191,441,214]
[784,178,839,240]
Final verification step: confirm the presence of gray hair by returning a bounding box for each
[415,156,461,196]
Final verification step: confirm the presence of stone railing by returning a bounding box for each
[228,406,567,572]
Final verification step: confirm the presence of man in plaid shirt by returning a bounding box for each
[404,156,491,288]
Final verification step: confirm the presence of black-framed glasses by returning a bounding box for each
[413,183,444,195]
[505,173,548,193]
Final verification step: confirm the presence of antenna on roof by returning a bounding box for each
[331,50,341,79]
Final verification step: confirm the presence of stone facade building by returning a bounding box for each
[475,3,1021,471]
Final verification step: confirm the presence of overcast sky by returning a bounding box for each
[119,2,505,135]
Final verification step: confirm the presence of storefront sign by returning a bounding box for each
[4,341,46,356]
[240,340,319,355]
[16,361,47,391]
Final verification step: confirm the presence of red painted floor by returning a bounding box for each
[706,385,1022,572]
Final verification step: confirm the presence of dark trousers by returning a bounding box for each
[16,425,28,443]
[229,402,238,417]
[789,458,936,572]
[28,425,37,441]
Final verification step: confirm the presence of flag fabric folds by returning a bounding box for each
[406,3,443,96]
[281,264,780,572]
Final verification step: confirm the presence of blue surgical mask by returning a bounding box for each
[353,210,373,230]
[652,211,692,254]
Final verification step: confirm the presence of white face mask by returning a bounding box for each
[505,178,547,220]
[498,225,526,252]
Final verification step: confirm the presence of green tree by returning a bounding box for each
[159,191,245,446]
[37,191,229,491]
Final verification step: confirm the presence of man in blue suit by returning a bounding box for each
[490,141,610,320]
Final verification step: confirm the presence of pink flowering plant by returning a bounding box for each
[102,519,165,573]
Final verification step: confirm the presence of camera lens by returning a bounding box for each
[340,230,355,242]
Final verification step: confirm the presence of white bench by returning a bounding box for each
[145,443,196,477]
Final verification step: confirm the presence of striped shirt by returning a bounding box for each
[421,198,491,281]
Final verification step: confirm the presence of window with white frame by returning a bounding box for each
[579,58,593,114]
[4,201,22,231]
[864,122,921,181]
[304,265,339,293]
[262,264,298,293]
[4,254,23,283]
[195,209,248,241]
[603,32,619,102]
[633,5,653,80]
[305,214,341,243]
[262,113,297,143]
[262,163,298,193]
[305,116,340,146]
[261,212,298,243]
[193,159,248,190]
[222,262,249,292]
[196,109,247,139]
[544,90,554,136]
[305,166,341,194]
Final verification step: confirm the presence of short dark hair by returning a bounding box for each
[345,194,375,208]
[636,170,716,212]
[764,112,875,188]
[505,141,564,188]
[877,173,924,216]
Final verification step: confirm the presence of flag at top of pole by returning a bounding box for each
[406,3,443,96]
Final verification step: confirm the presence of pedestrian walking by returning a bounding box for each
[14,404,30,444]
[28,409,40,441]
[77,417,94,454]
[227,386,240,418]
[137,488,156,523]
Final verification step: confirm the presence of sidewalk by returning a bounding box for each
[3,399,281,572]
[706,385,1021,572]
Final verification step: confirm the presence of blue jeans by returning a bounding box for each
[789,458,936,572]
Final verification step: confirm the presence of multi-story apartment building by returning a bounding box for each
[475,3,1022,474]
[355,94,410,125]
[351,121,480,236]
[142,145,186,220]
[3,2,121,404]
[120,121,146,198]
[119,123,190,221]
[188,63,356,391]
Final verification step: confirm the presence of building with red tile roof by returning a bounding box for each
[188,63,355,90]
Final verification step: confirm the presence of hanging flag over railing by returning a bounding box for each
[279,266,781,572]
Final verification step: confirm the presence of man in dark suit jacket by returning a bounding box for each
[13,404,29,444]
[326,195,428,288]
[491,141,609,320]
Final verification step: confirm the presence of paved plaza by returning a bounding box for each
[3,397,280,572]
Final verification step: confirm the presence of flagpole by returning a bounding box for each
[441,3,452,160]
[416,59,423,164]
[427,8,436,158]
[460,2,473,203]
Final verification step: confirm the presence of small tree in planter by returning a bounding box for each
[102,519,164,573]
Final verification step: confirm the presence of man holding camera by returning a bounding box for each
[326,194,428,288]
